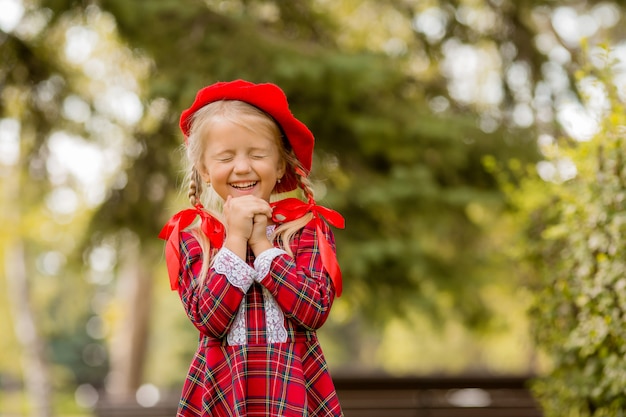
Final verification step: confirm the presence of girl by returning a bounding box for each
[159,80,344,417]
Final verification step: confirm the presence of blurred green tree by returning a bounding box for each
[82,0,540,386]
[499,43,626,416]
[0,16,115,417]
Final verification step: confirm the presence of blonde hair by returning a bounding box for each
[183,100,315,281]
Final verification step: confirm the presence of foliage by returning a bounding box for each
[3,0,626,412]
[0,2,140,410]
[501,45,626,416]
[83,0,543,328]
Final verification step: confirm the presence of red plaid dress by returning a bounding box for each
[175,219,343,416]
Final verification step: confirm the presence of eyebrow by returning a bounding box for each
[213,145,272,152]
[208,146,272,158]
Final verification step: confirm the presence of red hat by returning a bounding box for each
[180,80,314,193]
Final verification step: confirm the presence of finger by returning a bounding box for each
[230,196,271,216]
[255,203,272,217]
[253,213,268,223]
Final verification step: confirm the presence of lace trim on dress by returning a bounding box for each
[227,301,247,346]
[263,287,288,343]
[253,247,287,283]
[222,230,288,346]
[213,247,256,291]
[254,247,288,344]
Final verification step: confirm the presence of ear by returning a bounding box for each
[276,159,287,181]
[197,164,211,184]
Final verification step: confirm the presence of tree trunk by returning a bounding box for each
[4,241,53,417]
[2,143,53,417]
[105,234,154,402]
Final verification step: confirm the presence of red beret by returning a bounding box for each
[180,80,314,193]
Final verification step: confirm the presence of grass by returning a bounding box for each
[0,389,93,417]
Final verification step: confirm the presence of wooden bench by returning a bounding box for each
[335,375,542,417]
[95,375,542,417]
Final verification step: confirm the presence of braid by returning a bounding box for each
[283,147,315,202]
[272,163,315,257]
[295,165,315,202]
[188,167,202,206]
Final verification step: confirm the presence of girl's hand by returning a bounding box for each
[223,196,272,259]
[249,213,273,256]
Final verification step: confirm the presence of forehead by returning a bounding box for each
[203,118,279,151]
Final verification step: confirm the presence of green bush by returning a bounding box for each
[502,45,626,417]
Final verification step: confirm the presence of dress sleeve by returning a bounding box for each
[177,232,255,338]
[255,220,337,330]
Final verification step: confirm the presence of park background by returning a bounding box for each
[2,0,626,416]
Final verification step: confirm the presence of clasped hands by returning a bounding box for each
[223,195,274,259]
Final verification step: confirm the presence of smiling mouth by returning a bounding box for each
[230,181,257,190]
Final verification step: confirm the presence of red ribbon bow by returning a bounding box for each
[158,205,225,290]
[271,198,345,297]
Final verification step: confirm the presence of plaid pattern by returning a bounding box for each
[175,220,343,416]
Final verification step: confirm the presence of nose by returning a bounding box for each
[233,156,252,174]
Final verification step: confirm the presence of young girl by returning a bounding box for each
[159,80,344,417]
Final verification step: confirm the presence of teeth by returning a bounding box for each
[231,182,256,189]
